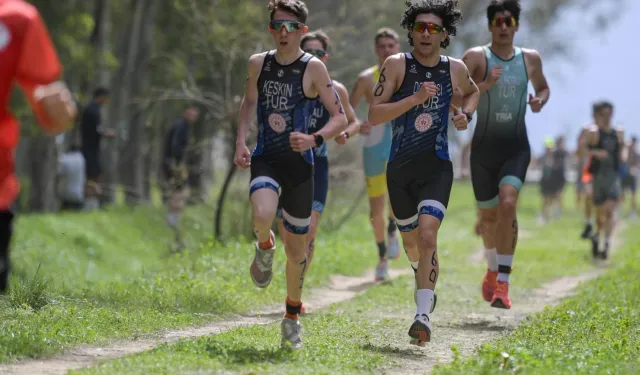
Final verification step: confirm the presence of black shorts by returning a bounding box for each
[276,156,328,218]
[250,154,313,234]
[470,146,531,208]
[387,152,453,232]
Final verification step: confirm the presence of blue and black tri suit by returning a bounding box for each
[250,50,317,234]
[276,81,332,219]
[387,53,454,232]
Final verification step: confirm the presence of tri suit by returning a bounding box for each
[387,53,454,232]
[276,80,331,218]
[470,46,531,208]
[250,50,316,234]
[590,128,621,205]
[363,65,394,198]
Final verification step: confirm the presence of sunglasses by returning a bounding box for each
[412,22,445,35]
[491,16,517,27]
[304,49,327,58]
[269,20,303,32]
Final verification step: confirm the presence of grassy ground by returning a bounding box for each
[0,176,373,363]
[69,182,633,375]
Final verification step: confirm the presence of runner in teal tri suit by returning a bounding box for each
[462,0,550,310]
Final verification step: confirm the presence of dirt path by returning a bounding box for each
[383,225,624,375]
[0,268,412,375]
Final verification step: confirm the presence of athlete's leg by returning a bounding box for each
[581,176,594,238]
[491,149,530,309]
[248,158,280,288]
[630,180,637,217]
[470,154,500,302]
[279,158,313,350]
[386,194,401,260]
[407,163,453,345]
[0,210,15,294]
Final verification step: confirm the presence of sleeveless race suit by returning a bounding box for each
[276,81,332,217]
[387,53,454,232]
[591,128,621,205]
[470,46,531,208]
[250,50,317,234]
[363,65,393,198]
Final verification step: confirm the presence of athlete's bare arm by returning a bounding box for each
[308,59,348,140]
[369,54,421,125]
[462,47,495,94]
[350,69,374,107]
[581,127,607,160]
[523,49,550,111]
[450,58,480,115]
[235,53,264,168]
[333,81,359,138]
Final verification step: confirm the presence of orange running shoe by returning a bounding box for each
[491,281,512,309]
[481,270,498,302]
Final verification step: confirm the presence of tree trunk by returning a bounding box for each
[28,135,58,212]
[122,0,157,205]
[103,0,145,204]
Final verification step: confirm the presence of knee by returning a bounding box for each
[252,205,274,227]
[284,236,306,262]
[498,192,518,214]
[419,228,438,251]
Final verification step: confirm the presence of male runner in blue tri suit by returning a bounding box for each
[234,0,347,349]
[275,30,359,314]
[462,0,550,309]
[369,0,479,346]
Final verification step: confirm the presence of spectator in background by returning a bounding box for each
[80,87,114,210]
[539,137,557,224]
[621,135,637,219]
[551,135,568,216]
[57,143,85,211]
[162,104,199,251]
[0,0,77,293]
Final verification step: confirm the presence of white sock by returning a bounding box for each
[411,261,419,271]
[496,254,513,283]
[416,289,435,316]
[586,218,593,225]
[485,248,498,271]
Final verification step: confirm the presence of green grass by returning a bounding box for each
[433,224,640,375]
[0,176,375,363]
[71,182,630,375]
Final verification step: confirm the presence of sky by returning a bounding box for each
[457,1,638,156]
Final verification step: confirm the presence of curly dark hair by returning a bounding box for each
[301,30,330,50]
[592,100,614,114]
[400,0,462,49]
[268,0,308,23]
[487,0,521,24]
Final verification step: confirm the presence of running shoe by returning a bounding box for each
[408,314,431,346]
[580,223,593,239]
[490,281,511,309]
[591,233,600,260]
[375,258,389,281]
[481,270,498,302]
[249,231,275,288]
[386,232,401,260]
[281,317,303,350]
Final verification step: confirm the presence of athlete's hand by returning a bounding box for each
[290,132,315,152]
[451,111,469,131]
[593,150,608,160]
[359,121,373,135]
[413,82,439,104]
[335,131,348,145]
[234,143,251,169]
[485,65,502,86]
[528,94,544,113]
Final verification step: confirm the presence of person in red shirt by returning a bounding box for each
[0,0,77,293]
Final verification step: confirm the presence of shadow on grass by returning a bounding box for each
[202,341,296,365]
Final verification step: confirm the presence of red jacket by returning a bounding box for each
[0,0,62,209]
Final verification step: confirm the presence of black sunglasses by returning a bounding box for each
[304,49,327,58]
